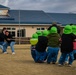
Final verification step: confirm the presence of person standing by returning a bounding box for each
[72,25,76,60]
[47,27,60,64]
[35,30,48,63]
[64,25,76,64]
[58,25,75,67]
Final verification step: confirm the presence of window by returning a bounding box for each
[7,27,16,30]
[12,28,16,30]
[17,30,21,37]
[37,28,40,30]
[41,28,45,30]
[9,31,15,37]
[11,32,15,37]
[7,28,11,30]
[22,29,25,37]
[17,29,25,37]
[37,27,45,30]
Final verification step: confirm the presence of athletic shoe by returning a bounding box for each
[68,64,72,67]
[58,64,63,66]
[64,61,68,65]
[12,52,15,55]
[3,52,8,54]
[52,62,56,64]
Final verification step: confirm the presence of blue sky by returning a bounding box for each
[0,0,76,13]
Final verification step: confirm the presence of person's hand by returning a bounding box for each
[4,40,7,42]
[7,38,11,40]
[59,38,62,41]
[74,39,76,41]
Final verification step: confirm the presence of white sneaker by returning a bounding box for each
[64,61,68,65]
[58,64,63,66]
[12,52,15,55]
[68,64,72,67]
[3,52,8,54]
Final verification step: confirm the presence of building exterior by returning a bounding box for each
[46,13,76,26]
[0,5,54,38]
[0,5,76,44]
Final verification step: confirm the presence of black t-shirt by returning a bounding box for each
[0,33,6,42]
[5,34,15,43]
[61,33,76,53]
[36,36,48,52]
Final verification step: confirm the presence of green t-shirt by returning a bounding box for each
[47,33,60,47]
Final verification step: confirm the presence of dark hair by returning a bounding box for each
[5,30,9,33]
[2,27,7,32]
[70,23,73,26]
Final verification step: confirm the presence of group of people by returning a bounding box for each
[0,27,15,54]
[30,23,76,67]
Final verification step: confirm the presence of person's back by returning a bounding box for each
[61,33,75,53]
[36,36,48,52]
[58,25,75,66]
[47,27,60,64]
[47,33,60,47]
[72,25,76,60]
[35,30,49,63]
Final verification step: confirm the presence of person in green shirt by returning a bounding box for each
[47,27,60,64]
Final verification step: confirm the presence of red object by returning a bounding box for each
[73,42,76,50]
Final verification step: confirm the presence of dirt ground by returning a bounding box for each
[0,45,76,75]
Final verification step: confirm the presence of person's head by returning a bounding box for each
[2,27,7,34]
[36,30,42,36]
[5,31,9,36]
[30,38,38,45]
[63,25,72,34]
[30,33,38,45]
[70,23,73,26]
[52,22,57,26]
[32,33,38,39]
[42,30,49,36]
[48,22,58,31]
[52,22,57,24]
[72,25,76,35]
[49,27,57,33]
